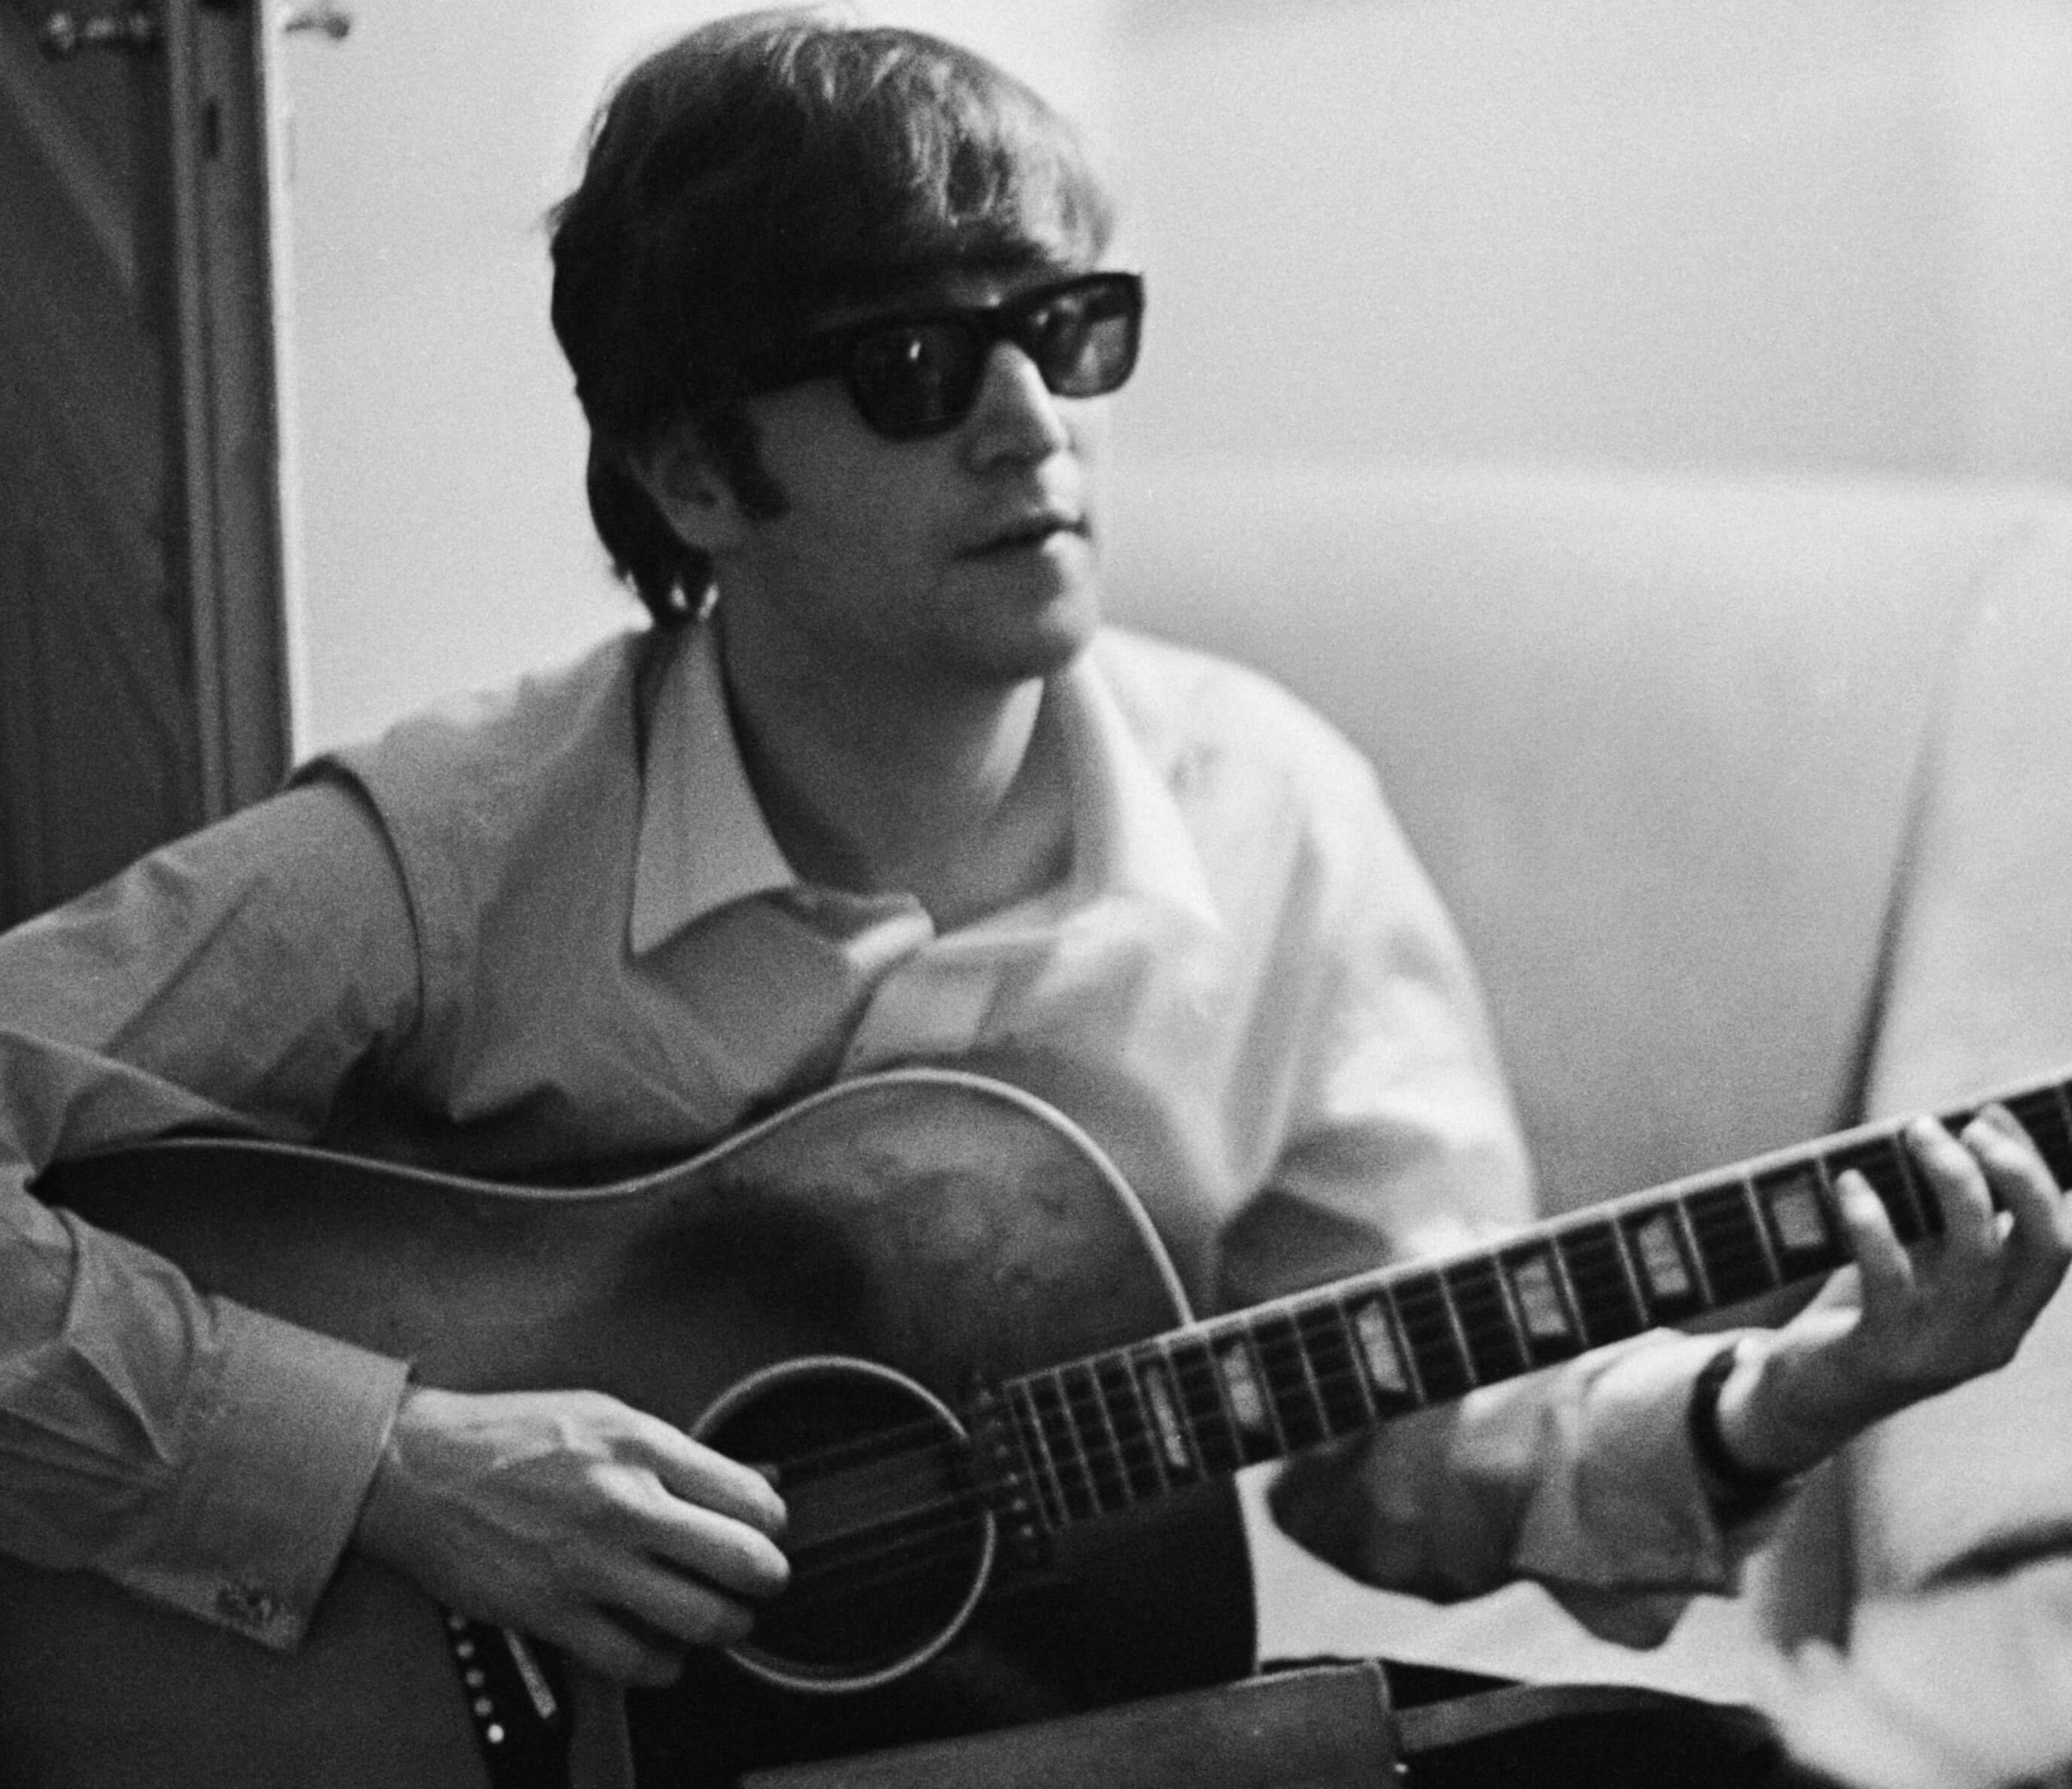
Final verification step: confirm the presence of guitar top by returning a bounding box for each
[9,1058,2072,1787]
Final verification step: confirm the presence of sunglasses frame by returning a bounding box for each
[732,270,1146,441]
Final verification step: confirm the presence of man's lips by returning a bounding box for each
[960,513,1087,556]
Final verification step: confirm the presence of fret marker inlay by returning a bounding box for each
[1509,1252,1570,1340]
[1139,1362,1191,1471]
[1219,1341,1268,1433]
[1351,1299,1410,1395]
[1764,1173,1827,1254]
[1630,1214,1690,1299]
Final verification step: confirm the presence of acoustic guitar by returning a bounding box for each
[5,1063,2066,1787]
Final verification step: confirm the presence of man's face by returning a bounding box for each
[710,266,1115,700]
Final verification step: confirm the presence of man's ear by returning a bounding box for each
[628,424,747,554]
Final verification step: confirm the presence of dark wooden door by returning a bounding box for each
[0,0,288,928]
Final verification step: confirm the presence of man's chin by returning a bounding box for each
[984,589,1103,682]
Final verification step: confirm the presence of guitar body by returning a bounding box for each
[0,1070,1255,1788]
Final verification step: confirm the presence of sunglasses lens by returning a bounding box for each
[1025,281,1141,397]
[848,323,986,439]
[836,275,1143,439]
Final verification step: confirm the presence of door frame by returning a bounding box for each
[163,0,292,817]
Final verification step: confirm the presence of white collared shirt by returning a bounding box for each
[0,622,1748,1654]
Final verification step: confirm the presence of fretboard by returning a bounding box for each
[995,1068,2072,1533]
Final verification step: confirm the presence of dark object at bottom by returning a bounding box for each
[728,1659,1844,1789]
[1385,1660,1840,1789]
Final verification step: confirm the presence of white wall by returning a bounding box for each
[275,1,2072,750]
[1109,0,2072,482]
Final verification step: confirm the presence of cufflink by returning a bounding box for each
[214,1581,283,1630]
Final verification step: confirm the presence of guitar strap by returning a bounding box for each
[443,1610,574,1789]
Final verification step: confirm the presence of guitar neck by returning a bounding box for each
[993,1069,2072,1532]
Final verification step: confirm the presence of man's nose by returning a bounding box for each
[960,342,1073,464]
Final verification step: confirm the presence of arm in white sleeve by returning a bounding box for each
[0,778,420,1648]
[1228,754,1756,1644]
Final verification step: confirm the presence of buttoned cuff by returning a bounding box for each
[105,1299,410,1650]
[1514,1330,1788,1620]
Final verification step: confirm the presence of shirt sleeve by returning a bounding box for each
[1231,753,1757,1646]
[0,778,420,1649]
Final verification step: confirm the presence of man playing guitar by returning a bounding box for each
[1,14,2067,1787]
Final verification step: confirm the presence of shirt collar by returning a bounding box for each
[629,626,1224,955]
[630,625,796,955]
[1052,650,1225,934]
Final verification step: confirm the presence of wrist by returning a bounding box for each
[1689,1341,1797,1520]
[355,1383,443,1563]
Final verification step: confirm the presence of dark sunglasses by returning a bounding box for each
[733,271,1145,442]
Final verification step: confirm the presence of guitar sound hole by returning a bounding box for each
[698,1358,993,1689]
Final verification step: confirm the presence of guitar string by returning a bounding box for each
[765,1350,1419,1591]
[746,1243,1763,1576]
[740,1220,1766,1493]
[752,1279,1634,1529]
[766,1224,1868,1600]
[761,1256,1660,1495]
[753,1209,1955,1628]
[749,1331,1400,1501]
[755,1153,1925,1623]
[755,1258,1855,1612]
[729,1271,1486,1487]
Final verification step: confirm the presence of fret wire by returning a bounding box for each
[1020,1372,1085,1522]
[1489,1252,1536,1362]
[1124,1347,1179,1493]
[1360,1289,1426,1407]
[1295,1299,1371,1433]
[1593,1214,1651,1331]
[1285,1310,1335,1434]
[1063,1363,1132,1511]
[1504,1242,1581,1362]
[1033,1368,1101,1520]
[1444,1258,1525,1383]
[1738,1176,1784,1288]
[1754,1163,1841,1271]
[1267,1310,1334,1451]
[1389,1289,1431,1404]
[1334,1301,1384,1425]
[1230,1325,1296,1459]
[1325,1295,1381,1425]
[1438,1270,1480,1389]
[1541,1236,1586,1336]
[1141,1338,1202,1481]
[1195,1322,1282,1466]
[1551,1234,1599,1343]
[1523,1238,1584,1355]
[1170,1331,1244,1474]
[1668,1194,1718,1310]
[1392,1274,1473,1401]
[1097,1352,1165,1500]
[1006,1380,1068,1532]
[1548,1221,1639,1348]
[1158,1335,1215,1472]
[1685,1183,1776,1304]
[1246,1313,1326,1450]
[1027,1364,1193,1513]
